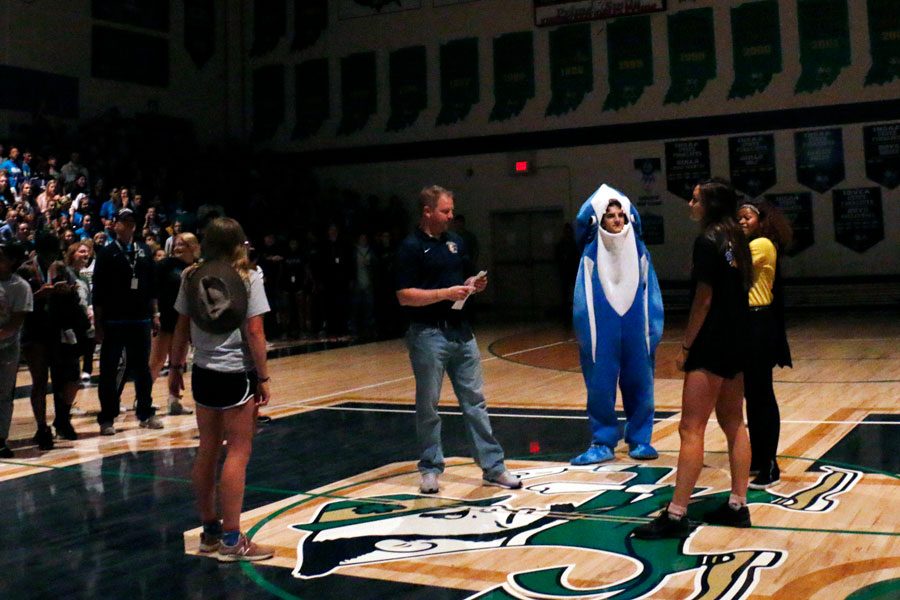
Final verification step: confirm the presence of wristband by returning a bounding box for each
[153,313,161,318]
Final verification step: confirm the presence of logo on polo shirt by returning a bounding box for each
[446,241,458,254]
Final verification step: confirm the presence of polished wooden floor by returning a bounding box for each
[1,310,898,599]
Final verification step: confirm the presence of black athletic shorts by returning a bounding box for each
[191,365,258,409]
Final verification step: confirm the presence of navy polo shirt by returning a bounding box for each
[395,228,477,325]
[92,239,157,322]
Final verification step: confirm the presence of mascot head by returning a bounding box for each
[575,184,643,249]
[574,184,645,320]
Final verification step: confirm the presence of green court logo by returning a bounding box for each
[290,463,861,599]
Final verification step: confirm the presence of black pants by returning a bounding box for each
[98,322,155,424]
[744,308,781,470]
[82,338,96,375]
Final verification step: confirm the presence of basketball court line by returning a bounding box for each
[5,333,898,462]
[313,405,900,426]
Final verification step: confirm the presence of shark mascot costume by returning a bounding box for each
[571,184,664,464]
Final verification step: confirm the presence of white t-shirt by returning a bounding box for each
[174,267,270,373]
[0,273,34,349]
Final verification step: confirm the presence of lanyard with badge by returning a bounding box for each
[116,240,139,290]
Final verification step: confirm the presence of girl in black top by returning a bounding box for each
[149,232,200,414]
[634,179,753,539]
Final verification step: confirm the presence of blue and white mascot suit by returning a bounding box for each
[571,184,664,464]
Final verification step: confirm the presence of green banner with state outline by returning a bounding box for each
[795,0,850,93]
[490,31,535,122]
[293,59,329,140]
[387,46,427,131]
[665,8,716,105]
[604,15,653,111]
[437,38,479,125]
[865,0,900,86]
[729,1,782,99]
[546,24,593,116]
[338,52,377,135]
[293,0,328,51]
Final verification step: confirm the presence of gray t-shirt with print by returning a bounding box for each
[0,273,34,349]
[174,267,270,373]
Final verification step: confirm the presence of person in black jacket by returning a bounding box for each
[18,234,88,448]
[92,208,161,435]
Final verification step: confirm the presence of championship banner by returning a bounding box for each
[795,128,845,193]
[533,0,666,27]
[729,134,777,198]
[387,46,427,131]
[665,139,710,201]
[640,212,665,245]
[664,8,716,105]
[795,0,850,94]
[252,64,285,140]
[338,52,377,135]
[546,24,593,116]
[293,0,328,51]
[865,0,900,86]
[436,38,479,126]
[490,31,535,122]
[766,192,814,255]
[293,59,329,140]
[832,187,884,253]
[250,0,286,56]
[863,123,900,189]
[633,158,662,207]
[603,16,653,111]
[340,0,421,19]
[729,1,782,99]
[184,0,215,68]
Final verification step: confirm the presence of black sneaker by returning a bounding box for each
[0,442,13,458]
[632,508,697,539]
[55,422,78,441]
[702,502,752,528]
[748,462,781,490]
[33,426,54,451]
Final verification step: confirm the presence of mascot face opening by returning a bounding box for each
[579,186,640,319]
[600,202,628,234]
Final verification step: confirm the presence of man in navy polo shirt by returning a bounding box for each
[92,207,162,434]
[395,185,521,495]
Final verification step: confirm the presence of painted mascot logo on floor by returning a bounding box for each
[289,464,861,599]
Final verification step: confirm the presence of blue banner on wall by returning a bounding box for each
[832,187,884,253]
[666,139,711,201]
[795,128,845,193]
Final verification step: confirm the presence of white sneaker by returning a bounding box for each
[483,471,522,490]
[139,416,164,430]
[419,472,439,494]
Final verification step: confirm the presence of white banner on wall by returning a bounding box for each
[534,0,667,27]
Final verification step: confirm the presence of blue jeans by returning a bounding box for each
[405,324,506,478]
